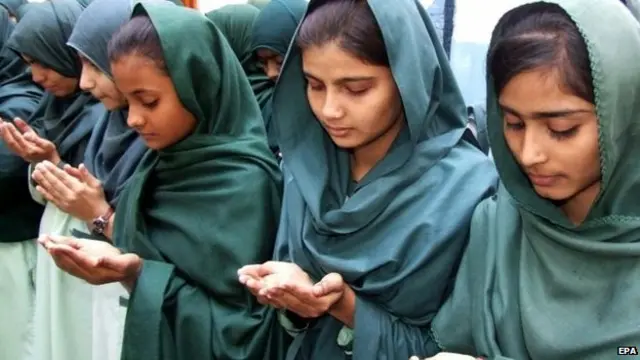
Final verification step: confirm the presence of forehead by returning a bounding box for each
[301,41,387,80]
[498,69,592,112]
[110,54,170,91]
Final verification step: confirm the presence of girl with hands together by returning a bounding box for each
[237,0,496,359]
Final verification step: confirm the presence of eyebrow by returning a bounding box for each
[499,104,593,119]
[131,89,157,96]
[304,71,375,85]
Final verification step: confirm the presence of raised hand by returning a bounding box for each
[32,161,110,222]
[0,118,60,163]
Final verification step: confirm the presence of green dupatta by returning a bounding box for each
[430,1,640,359]
[271,0,498,359]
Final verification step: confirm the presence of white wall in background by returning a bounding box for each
[198,0,248,12]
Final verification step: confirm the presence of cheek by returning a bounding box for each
[154,106,197,148]
[102,80,124,101]
[306,90,324,117]
[356,91,399,133]
[62,76,78,92]
[503,130,522,156]
[566,129,601,180]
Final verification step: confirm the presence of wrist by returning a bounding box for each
[122,257,142,292]
[89,204,114,234]
[328,284,355,327]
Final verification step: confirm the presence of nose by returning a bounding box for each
[519,128,547,167]
[265,61,280,82]
[127,106,145,129]
[79,66,94,92]
[30,65,46,84]
[321,90,344,120]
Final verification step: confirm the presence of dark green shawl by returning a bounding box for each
[250,0,306,56]
[271,0,498,359]
[0,0,26,17]
[6,0,103,167]
[0,5,44,243]
[0,7,23,82]
[250,0,307,153]
[430,1,640,359]
[205,4,274,140]
[113,3,286,359]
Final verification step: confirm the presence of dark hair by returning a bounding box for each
[296,0,388,66]
[488,2,594,103]
[107,14,167,73]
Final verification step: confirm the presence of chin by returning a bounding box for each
[328,136,360,150]
[531,185,573,202]
[102,99,121,111]
[141,138,167,151]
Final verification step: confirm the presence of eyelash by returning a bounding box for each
[142,100,158,109]
[504,121,579,140]
[307,83,369,96]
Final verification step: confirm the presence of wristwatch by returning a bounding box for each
[91,207,114,235]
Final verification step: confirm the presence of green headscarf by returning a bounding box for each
[430,1,640,359]
[251,0,308,152]
[0,5,44,243]
[205,4,276,152]
[112,3,286,359]
[251,0,306,56]
[0,7,24,83]
[271,0,497,359]
[0,0,26,17]
[205,4,259,68]
[15,2,34,20]
[6,0,103,167]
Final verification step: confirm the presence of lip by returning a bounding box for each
[528,173,560,187]
[323,124,351,137]
[138,132,156,139]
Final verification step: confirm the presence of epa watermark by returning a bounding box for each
[618,346,639,356]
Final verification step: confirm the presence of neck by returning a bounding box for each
[560,180,601,225]
[350,116,404,182]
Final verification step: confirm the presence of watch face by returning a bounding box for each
[92,217,106,234]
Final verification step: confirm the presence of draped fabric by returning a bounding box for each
[250,0,307,152]
[205,4,275,151]
[0,0,26,17]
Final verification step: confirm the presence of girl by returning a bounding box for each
[0,1,103,359]
[40,2,288,359]
[238,0,497,359]
[206,4,274,151]
[422,0,640,359]
[251,0,307,154]
[0,5,43,359]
